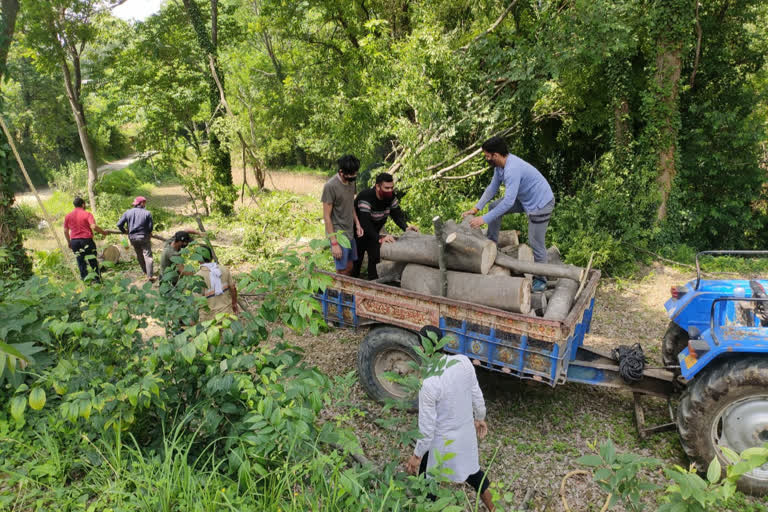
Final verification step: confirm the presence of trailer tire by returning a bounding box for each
[357,326,421,407]
[677,357,768,496]
[662,321,689,370]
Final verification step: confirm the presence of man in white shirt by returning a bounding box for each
[405,354,495,511]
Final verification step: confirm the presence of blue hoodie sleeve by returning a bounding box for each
[482,167,521,224]
[474,168,502,211]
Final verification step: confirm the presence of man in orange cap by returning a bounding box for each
[117,196,155,281]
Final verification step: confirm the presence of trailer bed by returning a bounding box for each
[316,269,601,386]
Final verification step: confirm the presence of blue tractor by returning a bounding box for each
[664,251,768,496]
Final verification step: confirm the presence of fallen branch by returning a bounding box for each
[103,229,167,242]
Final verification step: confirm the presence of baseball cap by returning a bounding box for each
[132,196,147,206]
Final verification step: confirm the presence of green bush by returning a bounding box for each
[95,168,151,197]
[47,160,88,197]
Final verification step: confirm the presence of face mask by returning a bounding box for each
[342,173,357,182]
[379,189,394,200]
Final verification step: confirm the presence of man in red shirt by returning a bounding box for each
[63,197,108,282]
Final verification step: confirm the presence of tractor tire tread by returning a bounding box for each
[677,356,768,496]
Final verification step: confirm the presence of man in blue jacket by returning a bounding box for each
[462,136,555,292]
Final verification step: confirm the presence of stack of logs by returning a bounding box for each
[375,216,587,321]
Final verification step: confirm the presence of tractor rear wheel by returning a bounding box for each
[357,326,421,407]
[662,321,689,370]
[677,357,768,496]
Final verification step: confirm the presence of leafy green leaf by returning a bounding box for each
[706,456,721,484]
[576,454,603,467]
[10,395,26,421]
[29,388,46,410]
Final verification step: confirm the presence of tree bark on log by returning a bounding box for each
[401,264,531,314]
[547,245,562,265]
[433,216,448,296]
[497,230,519,248]
[488,265,511,276]
[531,291,548,312]
[495,253,584,281]
[375,260,406,282]
[380,231,496,274]
[543,278,579,321]
[444,231,497,274]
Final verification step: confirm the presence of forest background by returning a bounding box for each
[1,0,767,275]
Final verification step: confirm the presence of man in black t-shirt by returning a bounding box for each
[353,172,418,280]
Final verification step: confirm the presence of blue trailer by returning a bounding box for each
[316,250,768,496]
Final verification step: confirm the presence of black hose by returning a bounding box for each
[612,343,647,383]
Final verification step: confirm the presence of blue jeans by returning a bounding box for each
[486,198,555,265]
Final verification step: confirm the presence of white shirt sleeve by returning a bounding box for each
[470,363,486,421]
[414,379,439,457]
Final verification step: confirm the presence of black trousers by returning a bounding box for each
[70,238,100,282]
[352,235,381,280]
[419,452,491,496]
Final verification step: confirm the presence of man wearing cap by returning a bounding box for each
[117,196,155,281]
[63,196,108,282]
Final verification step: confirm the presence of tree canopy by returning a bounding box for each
[1,0,767,269]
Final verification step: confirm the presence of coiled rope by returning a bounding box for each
[612,343,647,382]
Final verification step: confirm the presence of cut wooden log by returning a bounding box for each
[495,253,585,282]
[487,265,511,276]
[445,219,487,240]
[543,278,579,321]
[375,260,406,282]
[531,291,548,312]
[102,244,121,264]
[443,231,498,274]
[380,231,496,274]
[547,245,562,265]
[401,264,531,314]
[497,230,519,248]
[433,216,448,296]
[498,243,533,261]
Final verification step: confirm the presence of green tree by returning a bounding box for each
[20,0,118,209]
[0,0,32,278]
[181,0,234,215]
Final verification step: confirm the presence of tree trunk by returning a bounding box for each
[60,60,98,209]
[654,43,682,221]
[401,264,531,314]
[182,0,234,216]
[543,278,579,321]
[0,0,31,278]
[495,253,584,282]
[379,231,496,274]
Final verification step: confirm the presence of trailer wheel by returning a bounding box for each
[677,357,768,496]
[357,326,421,406]
[662,321,688,370]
